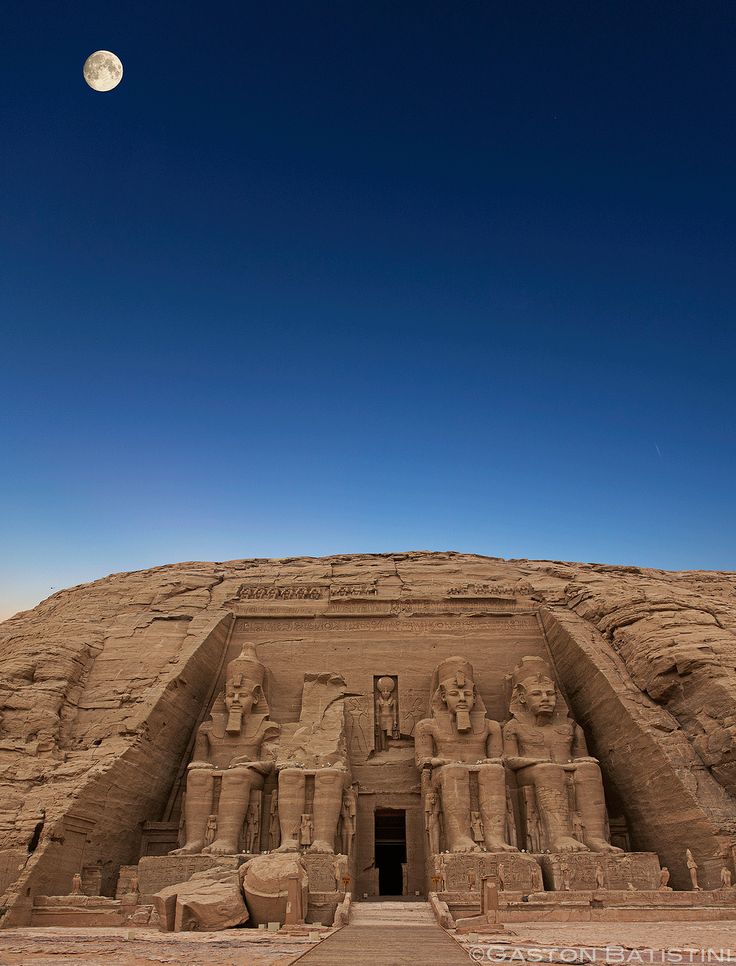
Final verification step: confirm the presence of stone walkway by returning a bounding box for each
[294,901,469,965]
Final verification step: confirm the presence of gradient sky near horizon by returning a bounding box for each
[2,1,735,621]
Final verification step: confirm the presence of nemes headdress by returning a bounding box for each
[429,655,487,723]
[509,656,558,718]
[224,643,270,731]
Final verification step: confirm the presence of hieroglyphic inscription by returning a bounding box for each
[330,583,378,598]
[446,582,533,598]
[237,585,326,600]
[233,615,541,635]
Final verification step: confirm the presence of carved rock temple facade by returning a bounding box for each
[1,551,736,930]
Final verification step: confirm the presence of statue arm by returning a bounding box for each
[415,720,446,768]
[481,719,504,762]
[230,722,280,773]
[188,724,213,768]
[503,720,544,770]
[572,723,597,763]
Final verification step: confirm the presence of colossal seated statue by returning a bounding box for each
[503,656,622,854]
[414,656,516,853]
[172,644,280,855]
[275,672,353,855]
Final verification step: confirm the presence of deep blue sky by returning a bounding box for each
[2,1,735,618]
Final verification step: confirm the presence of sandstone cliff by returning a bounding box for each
[1,551,735,922]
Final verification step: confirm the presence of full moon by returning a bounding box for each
[83,50,123,92]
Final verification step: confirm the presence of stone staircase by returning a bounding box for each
[295,899,469,964]
[349,900,437,927]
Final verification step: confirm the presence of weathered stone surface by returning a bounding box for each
[153,865,248,931]
[0,549,735,929]
[240,852,308,926]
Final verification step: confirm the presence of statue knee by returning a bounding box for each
[278,768,302,784]
[440,763,468,782]
[478,762,504,779]
[316,767,345,784]
[222,768,253,789]
[532,762,565,784]
[574,760,602,781]
[187,770,213,791]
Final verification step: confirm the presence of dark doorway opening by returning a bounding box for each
[375,809,406,896]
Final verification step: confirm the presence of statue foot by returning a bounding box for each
[449,836,478,853]
[275,841,300,853]
[551,837,588,853]
[485,840,518,853]
[308,839,335,854]
[585,838,623,854]
[202,839,237,855]
[170,841,204,855]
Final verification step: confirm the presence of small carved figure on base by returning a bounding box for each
[435,854,447,892]
[686,848,701,891]
[659,867,671,890]
[70,873,82,896]
[595,864,605,890]
[721,867,733,889]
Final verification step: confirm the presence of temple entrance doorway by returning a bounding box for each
[375,808,406,896]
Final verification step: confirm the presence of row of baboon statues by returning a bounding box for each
[171,646,622,857]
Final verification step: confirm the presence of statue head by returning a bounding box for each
[223,643,268,732]
[510,657,558,720]
[376,676,395,699]
[435,656,476,731]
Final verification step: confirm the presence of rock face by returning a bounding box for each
[0,551,735,927]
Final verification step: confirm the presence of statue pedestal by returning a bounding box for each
[302,852,348,925]
[136,854,247,899]
[535,852,661,891]
[435,851,543,893]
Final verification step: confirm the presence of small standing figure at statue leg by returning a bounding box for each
[721,867,733,890]
[471,811,485,845]
[658,866,671,890]
[268,792,280,851]
[204,814,217,848]
[686,848,701,890]
[340,787,357,855]
[300,813,313,848]
[70,873,82,896]
[245,801,260,853]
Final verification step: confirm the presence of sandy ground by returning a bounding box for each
[2,922,736,966]
[0,926,322,966]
